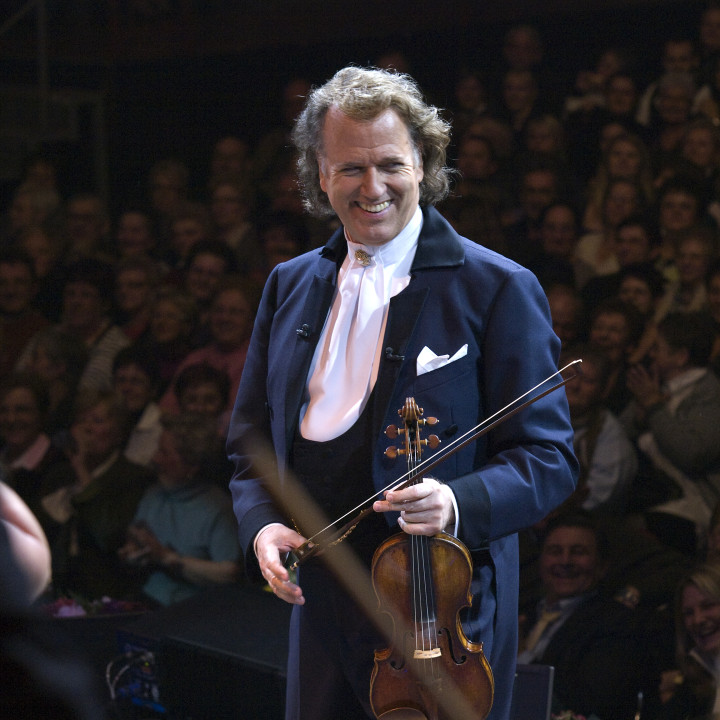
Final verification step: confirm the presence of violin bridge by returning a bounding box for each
[413,648,442,660]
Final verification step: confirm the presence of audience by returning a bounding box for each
[5,15,720,708]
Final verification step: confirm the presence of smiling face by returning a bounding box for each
[318,107,423,247]
[681,582,720,659]
[540,525,606,603]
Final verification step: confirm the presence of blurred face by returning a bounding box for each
[676,238,711,285]
[683,128,717,169]
[540,525,605,603]
[21,228,56,279]
[502,71,537,113]
[209,288,252,348]
[117,212,154,258]
[62,281,105,334]
[681,583,720,658]
[185,253,226,303]
[564,359,604,418]
[318,107,423,247]
[0,262,35,315]
[521,170,557,220]
[66,197,107,250]
[503,28,542,70]
[153,429,194,488]
[605,76,636,116]
[708,274,720,321]
[548,291,579,347]
[701,8,720,53]
[656,84,692,125]
[607,139,642,179]
[660,191,699,233]
[211,184,247,228]
[28,343,63,383]
[150,173,184,216]
[151,298,190,344]
[455,75,484,110]
[113,363,153,413]
[589,311,631,362]
[180,382,225,417]
[211,137,248,179]
[603,181,639,228]
[526,121,559,155]
[619,276,655,316]
[9,192,34,232]
[72,401,122,461]
[0,387,42,452]
[663,40,697,74]
[171,218,207,261]
[115,268,153,315]
[457,138,496,181]
[615,224,652,266]
[651,332,686,382]
[540,206,577,258]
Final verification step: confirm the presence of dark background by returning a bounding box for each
[0,0,710,212]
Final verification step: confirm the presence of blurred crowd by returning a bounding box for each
[6,4,720,717]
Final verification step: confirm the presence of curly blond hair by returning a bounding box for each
[292,66,452,217]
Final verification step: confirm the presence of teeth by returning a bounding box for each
[358,200,390,213]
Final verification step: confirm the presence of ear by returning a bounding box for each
[318,157,328,194]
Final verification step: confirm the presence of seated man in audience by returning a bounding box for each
[518,511,646,719]
[622,311,720,555]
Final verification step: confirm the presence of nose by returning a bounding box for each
[360,167,384,198]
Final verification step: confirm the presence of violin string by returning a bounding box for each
[302,361,581,547]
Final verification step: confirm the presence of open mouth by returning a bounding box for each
[357,200,390,213]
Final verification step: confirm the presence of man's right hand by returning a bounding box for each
[255,524,306,605]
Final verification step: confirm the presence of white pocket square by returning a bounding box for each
[416,344,468,376]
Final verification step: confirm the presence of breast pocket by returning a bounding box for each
[413,354,475,394]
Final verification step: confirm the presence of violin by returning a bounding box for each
[369,398,494,720]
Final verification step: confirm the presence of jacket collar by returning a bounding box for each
[319,205,465,272]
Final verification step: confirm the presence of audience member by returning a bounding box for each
[159,277,254,415]
[112,346,162,467]
[62,192,111,263]
[48,258,130,392]
[167,201,212,270]
[0,372,73,512]
[518,510,645,719]
[588,297,644,415]
[137,286,197,395]
[560,345,638,516]
[36,388,154,600]
[113,255,161,342]
[23,326,88,437]
[114,208,158,261]
[209,178,259,272]
[0,250,50,379]
[118,413,241,606]
[657,562,720,719]
[545,283,586,349]
[622,312,720,554]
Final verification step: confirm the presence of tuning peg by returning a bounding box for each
[385,424,398,439]
[422,416,438,426]
[425,434,440,450]
[385,446,398,459]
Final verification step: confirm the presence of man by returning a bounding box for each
[622,311,720,554]
[518,511,645,719]
[227,67,577,720]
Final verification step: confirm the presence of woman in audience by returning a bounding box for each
[159,277,255,415]
[658,563,720,719]
[0,372,73,511]
[36,389,154,600]
[118,412,241,606]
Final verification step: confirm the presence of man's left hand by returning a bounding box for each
[373,478,455,536]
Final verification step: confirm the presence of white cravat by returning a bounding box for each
[300,207,422,442]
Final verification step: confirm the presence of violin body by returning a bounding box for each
[370,530,494,720]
